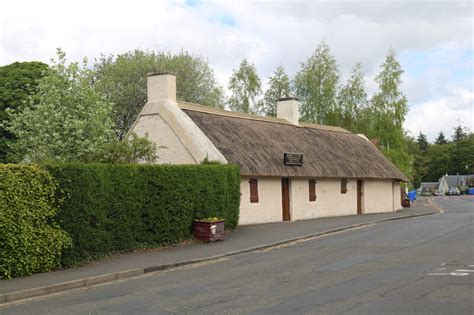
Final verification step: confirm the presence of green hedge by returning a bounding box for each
[0,164,71,279]
[45,163,240,266]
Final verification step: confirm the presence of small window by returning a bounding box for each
[309,179,316,201]
[249,179,259,203]
[341,179,348,194]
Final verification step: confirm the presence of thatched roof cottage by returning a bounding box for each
[129,73,407,225]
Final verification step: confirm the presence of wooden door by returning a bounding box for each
[282,178,291,221]
[357,179,363,214]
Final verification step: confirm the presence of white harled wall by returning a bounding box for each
[363,179,394,214]
[132,114,196,164]
[239,177,401,225]
[392,181,402,211]
[291,178,358,220]
[239,177,282,225]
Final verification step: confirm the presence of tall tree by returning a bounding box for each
[294,40,340,124]
[423,144,452,182]
[228,59,262,113]
[336,62,368,132]
[416,132,429,152]
[369,49,411,179]
[449,133,473,175]
[0,61,49,162]
[7,50,115,162]
[259,66,291,117]
[94,49,225,139]
[452,125,468,142]
[435,131,448,145]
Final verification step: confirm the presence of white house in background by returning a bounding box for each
[438,174,474,194]
[128,73,408,225]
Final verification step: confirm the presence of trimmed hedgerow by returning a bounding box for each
[0,164,71,279]
[44,163,240,266]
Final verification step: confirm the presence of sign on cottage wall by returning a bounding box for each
[284,152,303,166]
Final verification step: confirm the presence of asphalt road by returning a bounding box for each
[2,197,473,314]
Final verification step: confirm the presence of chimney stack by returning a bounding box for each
[277,97,300,125]
[147,72,176,102]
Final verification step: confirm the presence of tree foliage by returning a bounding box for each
[0,61,49,162]
[87,132,158,164]
[94,49,225,138]
[6,49,115,162]
[0,164,71,278]
[228,59,262,113]
[452,124,468,142]
[367,50,411,178]
[435,131,448,145]
[294,40,340,124]
[410,127,473,187]
[259,66,291,117]
[416,132,429,152]
[423,144,451,182]
[449,133,474,175]
[336,62,368,132]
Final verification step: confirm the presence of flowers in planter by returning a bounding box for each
[194,217,225,223]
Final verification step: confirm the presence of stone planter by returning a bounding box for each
[193,220,225,241]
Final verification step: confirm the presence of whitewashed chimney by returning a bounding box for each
[147,72,176,102]
[277,97,300,125]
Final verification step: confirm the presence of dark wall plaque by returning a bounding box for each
[284,152,303,166]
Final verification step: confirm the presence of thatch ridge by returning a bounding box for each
[177,101,350,133]
[181,106,408,181]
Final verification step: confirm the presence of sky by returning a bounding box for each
[1,0,472,141]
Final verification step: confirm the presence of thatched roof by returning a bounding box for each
[178,101,408,181]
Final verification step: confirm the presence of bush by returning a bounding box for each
[0,164,71,279]
[45,163,240,266]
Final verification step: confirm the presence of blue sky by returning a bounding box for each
[1,0,472,141]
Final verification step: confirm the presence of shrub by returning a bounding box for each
[44,163,240,266]
[0,164,71,279]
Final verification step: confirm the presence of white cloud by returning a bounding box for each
[404,88,474,141]
[0,0,472,137]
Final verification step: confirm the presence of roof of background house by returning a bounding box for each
[420,182,439,188]
[178,101,408,181]
[442,174,474,187]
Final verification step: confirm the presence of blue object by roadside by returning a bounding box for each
[408,191,417,202]
[468,188,474,195]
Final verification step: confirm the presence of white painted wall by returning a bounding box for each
[132,114,196,164]
[363,179,394,213]
[291,178,357,220]
[392,181,402,211]
[239,177,283,225]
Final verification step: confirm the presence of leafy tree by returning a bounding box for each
[294,40,340,124]
[368,49,411,179]
[86,132,158,164]
[416,132,429,152]
[228,59,262,113]
[0,62,48,162]
[258,66,291,117]
[405,134,426,188]
[7,49,115,162]
[435,131,448,145]
[449,133,473,175]
[423,144,452,182]
[452,125,468,142]
[336,62,368,132]
[94,49,224,139]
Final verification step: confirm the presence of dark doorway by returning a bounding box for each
[357,179,363,214]
[282,178,291,221]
